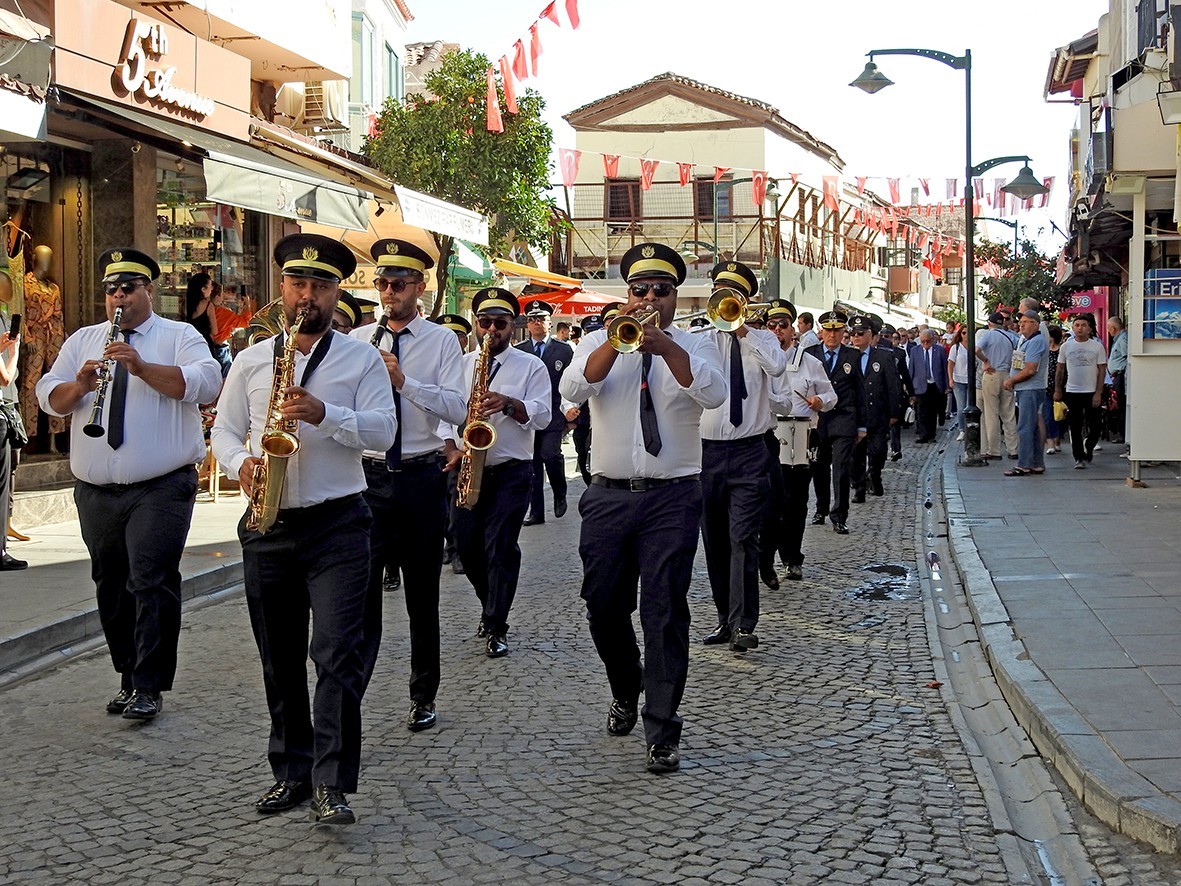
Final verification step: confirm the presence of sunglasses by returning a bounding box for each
[766,319,791,329]
[628,282,675,298]
[374,277,417,293]
[476,316,512,330]
[102,280,145,296]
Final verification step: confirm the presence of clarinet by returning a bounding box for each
[370,307,390,346]
[83,307,124,438]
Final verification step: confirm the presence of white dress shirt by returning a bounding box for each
[443,344,551,466]
[211,330,396,508]
[352,314,467,459]
[559,327,728,480]
[37,312,222,485]
[699,326,787,440]
[798,329,821,350]
[769,346,838,420]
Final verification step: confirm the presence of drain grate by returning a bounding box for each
[949,517,1008,527]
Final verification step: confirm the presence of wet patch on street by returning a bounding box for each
[847,562,922,604]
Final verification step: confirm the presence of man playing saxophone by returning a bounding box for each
[440,288,550,658]
[36,247,221,722]
[211,234,395,825]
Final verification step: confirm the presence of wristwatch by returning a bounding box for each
[501,399,515,417]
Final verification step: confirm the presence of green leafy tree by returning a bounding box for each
[976,238,1071,318]
[364,49,554,313]
[933,304,967,328]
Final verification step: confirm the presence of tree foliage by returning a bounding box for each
[364,49,555,313]
[976,239,1071,318]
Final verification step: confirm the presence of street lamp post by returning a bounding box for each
[976,216,1020,255]
[851,50,1049,467]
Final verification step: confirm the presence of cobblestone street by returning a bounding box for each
[1,443,1178,885]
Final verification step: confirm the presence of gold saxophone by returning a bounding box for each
[246,308,307,533]
[456,331,497,510]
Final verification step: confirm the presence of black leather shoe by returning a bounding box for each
[442,551,454,566]
[786,564,803,581]
[832,522,849,535]
[522,513,544,526]
[255,780,312,814]
[701,623,731,645]
[106,688,134,714]
[759,563,780,590]
[871,477,885,496]
[554,497,568,518]
[0,553,27,570]
[606,698,638,736]
[407,701,437,731]
[852,491,866,504]
[486,633,509,657]
[646,744,680,774]
[730,629,759,652]
[383,570,401,591]
[452,560,465,575]
[810,513,827,526]
[122,690,162,720]
[475,620,489,639]
[310,784,355,825]
[890,451,902,461]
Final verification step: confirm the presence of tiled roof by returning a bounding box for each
[566,71,778,118]
[0,74,45,102]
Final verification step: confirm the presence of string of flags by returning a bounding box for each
[484,0,580,133]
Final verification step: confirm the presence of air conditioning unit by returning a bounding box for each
[294,81,349,133]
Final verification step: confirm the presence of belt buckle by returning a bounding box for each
[628,478,648,493]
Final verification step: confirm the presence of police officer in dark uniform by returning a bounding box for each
[805,309,867,535]
[880,323,914,460]
[849,315,903,501]
[518,299,574,525]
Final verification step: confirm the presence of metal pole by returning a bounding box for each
[961,48,985,466]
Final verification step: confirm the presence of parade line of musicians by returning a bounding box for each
[37,235,917,825]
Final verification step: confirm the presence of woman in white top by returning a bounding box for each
[946,326,970,439]
[1053,313,1107,468]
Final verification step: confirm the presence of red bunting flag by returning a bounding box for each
[789,173,799,185]
[822,176,839,212]
[972,177,983,200]
[639,158,659,191]
[541,2,561,25]
[485,68,503,133]
[934,233,943,253]
[919,178,930,197]
[957,240,965,257]
[855,176,867,196]
[935,203,942,219]
[713,166,731,184]
[917,232,930,248]
[1038,177,1054,208]
[566,0,581,28]
[499,56,518,114]
[751,170,767,205]
[558,148,581,188]
[676,162,694,186]
[529,23,543,76]
[888,178,900,203]
[603,154,619,178]
[946,179,957,199]
[512,40,528,80]
[854,208,864,225]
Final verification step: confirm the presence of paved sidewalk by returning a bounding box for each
[943,434,1181,853]
[0,492,247,683]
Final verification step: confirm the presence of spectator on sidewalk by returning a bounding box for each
[1042,325,1064,454]
[1106,316,1127,444]
[975,311,1019,461]
[1055,313,1107,469]
[946,326,970,441]
[796,312,821,350]
[907,329,947,444]
[1001,310,1047,476]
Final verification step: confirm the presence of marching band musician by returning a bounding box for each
[559,243,727,775]
[697,261,786,653]
[441,288,550,658]
[211,234,395,825]
[36,248,222,722]
[761,303,837,582]
[433,313,473,574]
[353,238,467,734]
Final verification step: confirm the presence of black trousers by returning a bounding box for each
[889,421,902,456]
[527,427,568,518]
[578,478,702,747]
[360,458,447,702]
[916,388,944,440]
[454,459,532,633]
[573,424,592,484]
[444,469,459,561]
[761,452,812,571]
[701,436,768,633]
[811,433,855,523]
[850,425,889,495]
[0,412,10,557]
[1064,392,1102,462]
[75,466,197,693]
[240,494,371,793]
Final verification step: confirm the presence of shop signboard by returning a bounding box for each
[1144,269,1181,340]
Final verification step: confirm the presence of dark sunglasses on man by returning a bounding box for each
[374,277,417,293]
[476,316,511,331]
[766,319,790,330]
[627,282,675,298]
[102,280,146,296]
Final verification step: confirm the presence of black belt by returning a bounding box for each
[484,458,530,473]
[86,464,194,492]
[363,452,440,472]
[590,474,698,493]
[277,493,362,521]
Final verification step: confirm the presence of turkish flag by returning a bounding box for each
[751,170,767,205]
[822,176,839,212]
[855,176,867,196]
[713,166,730,184]
[499,56,518,114]
[789,173,799,185]
[603,154,620,178]
[888,178,900,203]
[541,2,560,25]
[529,23,543,76]
[512,40,528,80]
[566,0,581,28]
[558,148,581,188]
[485,68,503,133]
[639,158,659,191]
[919,178,930,197]
[946,178,957,199]
[917,232,929,248]
[935,203,942,219]
[1039,176,1054,208]
[677,162,694,186]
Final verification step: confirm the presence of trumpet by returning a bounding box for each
[683,287,771,333]
[82,307,124,438]
[607,306,660,353]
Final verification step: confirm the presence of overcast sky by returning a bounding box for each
[404,0,1109,251]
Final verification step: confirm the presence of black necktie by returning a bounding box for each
[729,332,747,427]
[107,328,134,450]
[826,349,837,374]
[385,329,408,469]
[640,352,662,456]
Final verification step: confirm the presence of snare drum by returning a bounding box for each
[774,416,813,466]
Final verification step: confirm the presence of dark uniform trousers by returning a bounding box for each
[444,469,460,563]
[240,493,371,794]
[359,456,447,701]
[528,427,568,516]
[75,465,197,693]
[812,432,855,523]
[701,436,768,633]
[572,422,592,484]
[759,430,812,571]
[454,459,532,633]
[578,478,702,748]
[850,425,889,495]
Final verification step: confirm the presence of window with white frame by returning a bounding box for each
[351,13,374,107]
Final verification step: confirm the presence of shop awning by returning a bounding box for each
[493,259,581,289]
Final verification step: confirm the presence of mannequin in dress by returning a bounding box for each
[21,245,66,448]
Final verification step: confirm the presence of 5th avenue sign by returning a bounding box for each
[115,19,216,118]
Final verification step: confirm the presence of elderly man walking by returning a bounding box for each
[974,311,1019,460]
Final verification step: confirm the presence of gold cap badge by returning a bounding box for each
[303,246,319,261]
[641,245,655,258]
[110,251,122,262]
[727,263,737,272]
[386,243,400,255]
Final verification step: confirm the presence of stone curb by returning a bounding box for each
[940,447,1181,855]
